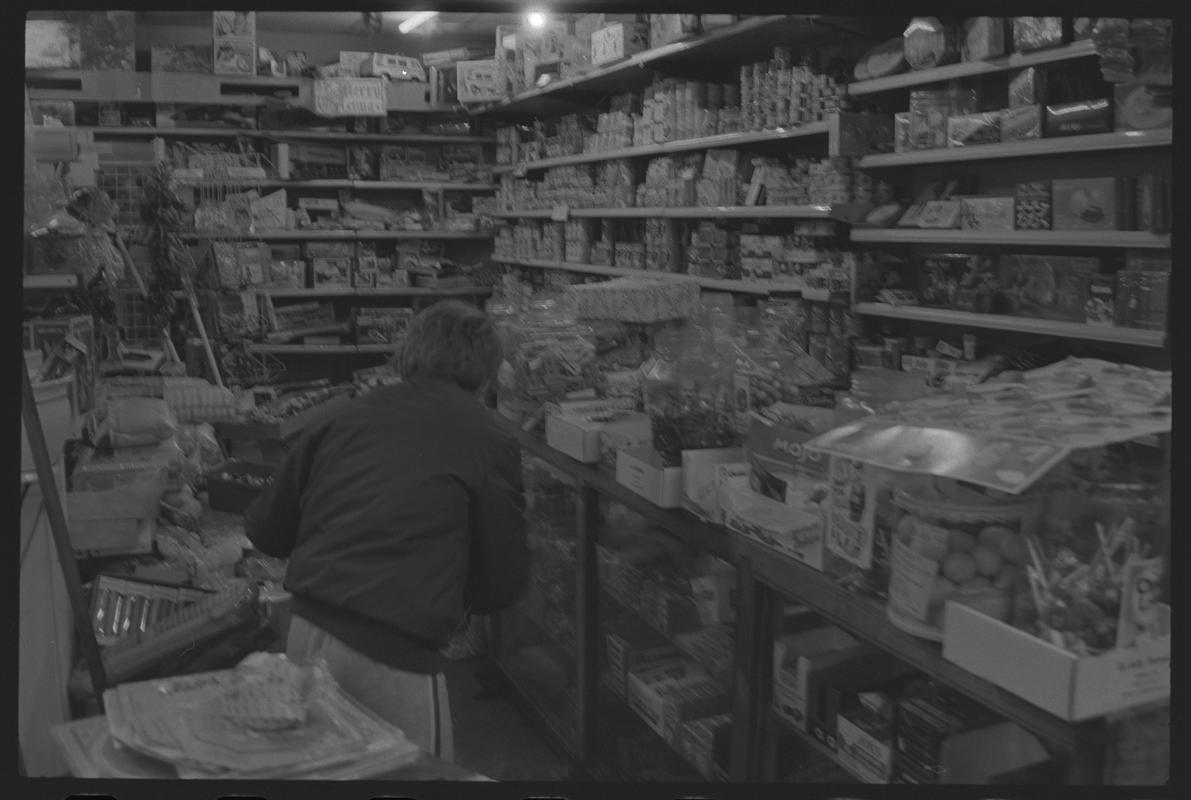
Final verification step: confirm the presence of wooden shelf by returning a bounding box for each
[769,709,868,784]
[258,286,492,299]
[493,257,799,297]
[475,16,892,119]
[849,228,1171,249]
[859,129,1173,168]
[847,40,1098,96]
[258,179,496,191]
[496,204,848,220]
[851,303,1167,347]
[23,274,80,290]
[493,122,832,174]
[72,125,494,144]
[355,230,495,240]
[733,535,1106,755]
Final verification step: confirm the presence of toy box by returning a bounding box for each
[592,21,650,66]
[999,254,1098,322]
[1045,99,1112,137]
[1000,104,1043,142]
[151,44,213,74]
[1052,177,1134,231]
[1014,182,1051,230]
[946,112,1001,147]
[959,196,1014,232]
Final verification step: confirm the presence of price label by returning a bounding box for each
[551,204,570,222]
[313,78,386,117]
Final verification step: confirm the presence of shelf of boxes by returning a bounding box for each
[491,256,799,297]
[493,122,833,175]
[851,303,1167,347]
[496,205,842,220]
[858,129,1173,168]
[850,229,1171,249]
[66,125,496,145]
[846,40,1098,96]
[475,16,784,117]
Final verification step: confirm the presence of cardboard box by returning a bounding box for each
[679,714,730,780]
[76,11,135,70]
[25,19,80,68]
[771,627,864,733]
[681,448,744,519]
[1052,177,1134,231]
[1007,67,1046,109]
[1086,274,1116,326]
[959,196,1015,232]
[547,407,640,464]
[1113,83,1173,132]
[31,316,97,414]
[605,621,683,698]
[999,104,1043,142]
[1045,99,1112,138]
[598,414,652,472]
[1014,181,1052,230]
[311,257,353,287]
[946,112,1001,147]
[213,37,256,76]
[837,703,896,783]
[721,482,825,569]
[649,14,699,49]
[151,44,212,73]
[627,659,707,736]
[456,59,503,103]
[592,21,650,66]
[943,601,1171,721]
[617,448,683,508]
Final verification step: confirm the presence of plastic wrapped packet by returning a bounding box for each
[93,397,179,449]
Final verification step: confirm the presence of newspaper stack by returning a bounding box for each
[95,653,421,779]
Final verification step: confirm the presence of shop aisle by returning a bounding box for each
[444,658,570,781]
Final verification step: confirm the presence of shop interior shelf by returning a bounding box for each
[769,707,869,784]
[858,129,1173,168]
[258,179,495,191]
[849,228,1172,249]
[493,122,832,174]
[184,229,493,242]
[847,39,1098,96]
[476,16,895,118]
[596,679,717,782]
[495,204,849,220]
[492,257,800,297]
[851,303,1168,347]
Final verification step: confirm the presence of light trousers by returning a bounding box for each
[286,614,454,761]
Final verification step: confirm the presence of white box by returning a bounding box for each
[943,601,1171,721]
[617,448,683,508]
[456,59,503,103]
[545,410,627,463]
[721,484,825,570]
[591,22,648,66]
[598,414,652,471]
[626,660,708,738]
[680,449,744,521]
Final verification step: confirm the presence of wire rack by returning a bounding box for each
[113,287,161,347]
[95,162,151,237]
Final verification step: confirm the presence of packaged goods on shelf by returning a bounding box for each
[999,104,1043,142]
[946,112,1001,147]
[999,254,1099,322]
[1051,177,1135,231]
[616,448,684,508]
[1113,83,1173,132]
[917,253,1001,314]
[677,713,730,780]
[908,89,978,150]
[772,626,864,732]
[566,277,699,323]
[1013,17,1065,52]
[903,17,960,71]
[1045,99,1112,138]
[721,479,825,569]
[961,17,1008,62]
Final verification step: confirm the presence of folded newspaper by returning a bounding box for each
[65,652,422,779]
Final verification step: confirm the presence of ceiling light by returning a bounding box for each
[527,10,547,29]
[398,11,438,34]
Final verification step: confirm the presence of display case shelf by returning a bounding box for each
[769,708,869,784]
[858,129,1173,168]
[849,228,1171,249]
[256,179,496,191]
[493,122,832,174]
[847,40,1098,96]
[731,534,1106,755]
[492,257,802,297]
[851,303,1167,347]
